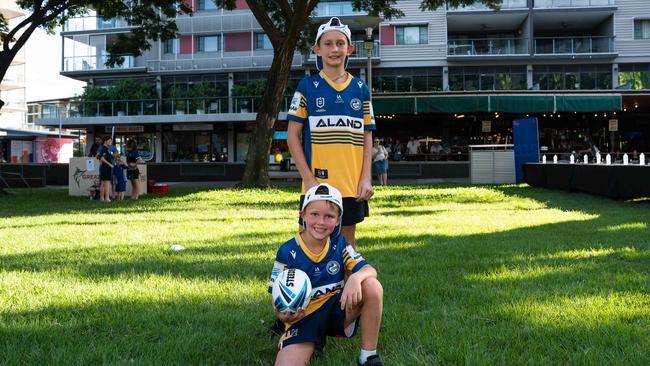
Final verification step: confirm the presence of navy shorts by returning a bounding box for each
[99,167,112,181]
[299,196,369,227]
[278,292,359,353]
[115,182,126,193]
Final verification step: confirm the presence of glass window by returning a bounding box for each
[164,38,179,54]
[198,0,219,11]
[196,35,220,52]
[480,74,495,90]
[255,34,272,50]
[634,20,650,40]
[396,26,428,45]
[396,76,412,92]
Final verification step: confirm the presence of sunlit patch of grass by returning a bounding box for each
[601,222,648,232]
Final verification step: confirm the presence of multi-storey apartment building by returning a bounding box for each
[36,0,650,176]
[0,0,27,128]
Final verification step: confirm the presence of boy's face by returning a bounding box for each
[313,31,354,69]
[300,200,341,241]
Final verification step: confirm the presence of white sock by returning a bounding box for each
[359,349,377,364]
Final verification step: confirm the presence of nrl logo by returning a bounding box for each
[316,97,325,108]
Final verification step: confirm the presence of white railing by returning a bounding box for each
[448,38,528,55]
[63,55,136,72]
[448,0,528,11]
[534,0,614,8]
[64,16,130,32]
[534,36,615,54]
[313,1,366,16]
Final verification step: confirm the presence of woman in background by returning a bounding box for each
[125,140,143,199]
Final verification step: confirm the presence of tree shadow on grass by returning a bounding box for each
[0,296,276,365]
[0,232,290,282]
[0,187,300,219]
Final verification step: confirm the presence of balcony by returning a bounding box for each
[447,0,528,11]
[63,55,136,72]
[534,0,615,8]
[313,1,366,17]
[63,16,130,32]
[66,96,293,117]
[534,36,615,55]
[148,54,303,72]
[448,38,528,56]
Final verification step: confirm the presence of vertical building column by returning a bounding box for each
[527,65,534,89]
[155,123,163,162]
[360,68,366,83]
[228,72,234,113]
[442,66,449,91]
[612,63,619,89]
[227,122,234,163]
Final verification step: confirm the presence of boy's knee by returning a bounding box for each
[361,277,383,301]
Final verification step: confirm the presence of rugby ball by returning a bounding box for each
[272,268,312,313]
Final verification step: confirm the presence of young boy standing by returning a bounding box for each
[269,183,383,366]
[287,17,376,248]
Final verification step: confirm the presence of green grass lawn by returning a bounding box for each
[1,184,649,365]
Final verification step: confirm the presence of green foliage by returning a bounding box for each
[0,184,649,364]
[231,80,267,97]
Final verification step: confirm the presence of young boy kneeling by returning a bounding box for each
[269,183,383,366]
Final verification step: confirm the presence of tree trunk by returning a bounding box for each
[239,46,297,188]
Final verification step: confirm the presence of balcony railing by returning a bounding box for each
[63,16,130,32]
[447,0,528,11]
[66,96,294,117]
[534,36,615,54]
[534,0,614,8]
[313,1,366,16]
[308,40,380,60]
[63,55,136,72]
[448,38,528,56]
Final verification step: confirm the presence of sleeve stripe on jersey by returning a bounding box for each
[312,140,365,147]
[312,130,364,137]
[312,136,364,144]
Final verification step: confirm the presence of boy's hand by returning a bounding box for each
[356,180,374,202]
[274,307,305,324]
[340,274,362,310]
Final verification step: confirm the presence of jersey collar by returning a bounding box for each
[296,232,330,263]
[319,71,352,92]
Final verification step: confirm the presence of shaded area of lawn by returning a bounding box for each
[1,185,649,365]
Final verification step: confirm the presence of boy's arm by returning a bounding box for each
[356,131,374,202]
[287,121,318,191]
[340,264,377,309]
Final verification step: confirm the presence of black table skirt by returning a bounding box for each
[524,163,650,199]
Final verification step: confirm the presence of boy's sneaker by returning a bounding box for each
[358,355,383,366]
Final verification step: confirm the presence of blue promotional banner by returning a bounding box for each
[512,117,539,183]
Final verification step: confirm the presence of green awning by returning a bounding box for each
[372,94,622,115]
[372,98,415,114]
[555,95,621,112]
[490,96,555,113]
[417,96,489,113]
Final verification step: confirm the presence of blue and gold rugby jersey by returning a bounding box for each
[269,233,368,320]
[287,71,376,197]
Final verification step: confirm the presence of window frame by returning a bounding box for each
[395,25,428,45]
[196,34,221,53]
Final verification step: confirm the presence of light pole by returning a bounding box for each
[364,27,374,93]
[355,16,382,95]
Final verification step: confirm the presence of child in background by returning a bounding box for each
[87,179,100,200]
[112,154,127,201]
